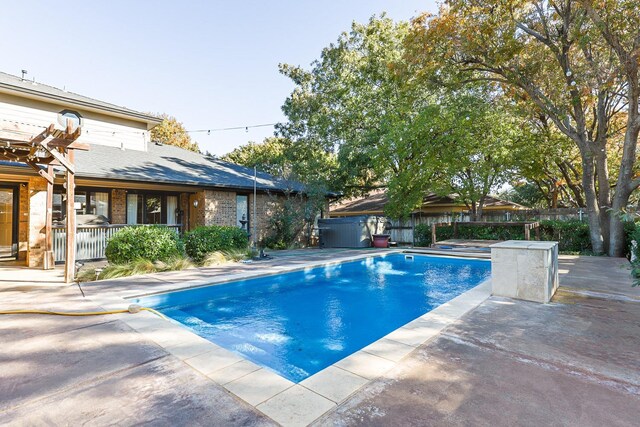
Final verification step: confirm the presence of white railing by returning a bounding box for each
[52,224,182,262]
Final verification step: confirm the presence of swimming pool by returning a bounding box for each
[136,253,490,382]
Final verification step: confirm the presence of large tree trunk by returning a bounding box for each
[581,151,605,254]
[594,148,611,253]
[608,117,640,256]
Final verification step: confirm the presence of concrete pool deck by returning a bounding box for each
[1,250,639,426]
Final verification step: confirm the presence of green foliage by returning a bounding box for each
[278,15,414,196]
[151,114,200,152]
[538,221,592,254]
[77,256,195,282]
[414,219,606,254]
[499,183,546,209]
[410,1,639,256]
[261,195,307,249]
[625,222,640,287]
[105,226,182,264]
[184,226,248,263]
[222,137,337,189]
[278,15,527,219]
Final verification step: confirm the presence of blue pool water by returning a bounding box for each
[136,254,490,382]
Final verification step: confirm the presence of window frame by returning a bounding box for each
[53,186,112,222]
[57,109,83,131]
[236,193,250,231]
[125,190,181,225]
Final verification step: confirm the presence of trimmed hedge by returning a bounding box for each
[105,226,183,264]
[538,220,591,253]
[184,225,248,263]
[415,219,639,256]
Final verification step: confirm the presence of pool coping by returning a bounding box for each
[87,251,492,426]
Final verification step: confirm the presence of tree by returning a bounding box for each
[278,15,420,196]
[278,15,528,222]
[222,137,335,248]
[500,182,549,208]
[150,114,199,152]
[221,136,336,187]
[410,0,640,256]
[383,86,527,220]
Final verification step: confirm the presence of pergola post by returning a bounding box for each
[64,150,76,283]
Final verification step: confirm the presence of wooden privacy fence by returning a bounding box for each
[52,224,181,262]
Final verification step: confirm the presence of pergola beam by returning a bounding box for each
[25,161,54,185]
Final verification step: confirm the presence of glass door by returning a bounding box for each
[0,187,17,259]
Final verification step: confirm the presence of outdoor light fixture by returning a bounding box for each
[193,199,199,208]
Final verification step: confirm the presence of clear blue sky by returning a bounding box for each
[1,1,437,156]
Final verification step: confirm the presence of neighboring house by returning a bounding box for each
[330,189,525,245]
[0,71,299,268]
[330,189,525,218]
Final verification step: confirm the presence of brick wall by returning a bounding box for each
[249,193,282,242]
[203,190,237,227]
[189,191,206,229]
[111,189,126,224]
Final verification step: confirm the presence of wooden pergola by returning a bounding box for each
[0,120,88,283]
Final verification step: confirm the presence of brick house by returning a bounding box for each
[0,71,299,269]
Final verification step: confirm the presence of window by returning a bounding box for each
[236,194,249,231]
[53,188,110,222]
[57,110,82,131]
[166,196,178,225]
[145,195,162,224]
[126,192,180,225]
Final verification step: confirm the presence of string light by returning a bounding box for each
[1,118,278,136]
[186,123,278,134]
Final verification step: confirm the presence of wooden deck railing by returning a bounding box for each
[52,224,182,262]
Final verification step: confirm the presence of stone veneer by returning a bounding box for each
[490,240,559,303]
[27,177,47,267]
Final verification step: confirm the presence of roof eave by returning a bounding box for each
[0,84,162,126]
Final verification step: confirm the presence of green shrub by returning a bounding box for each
[184,225,248,263]
[105,226,182,264]
[538,220,592,254]
[77,256,195,282]
[415,219,596,254]
[623,220,638,259]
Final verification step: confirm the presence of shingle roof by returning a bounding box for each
[331,189,525,214]
[72,143,304,192]
[0,72,161,124]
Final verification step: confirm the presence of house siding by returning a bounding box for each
[0,92,149,151]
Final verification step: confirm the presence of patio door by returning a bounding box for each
[0,187,18,259]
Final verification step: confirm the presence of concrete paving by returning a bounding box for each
[0,286,275,426]
[1,251,639,426]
